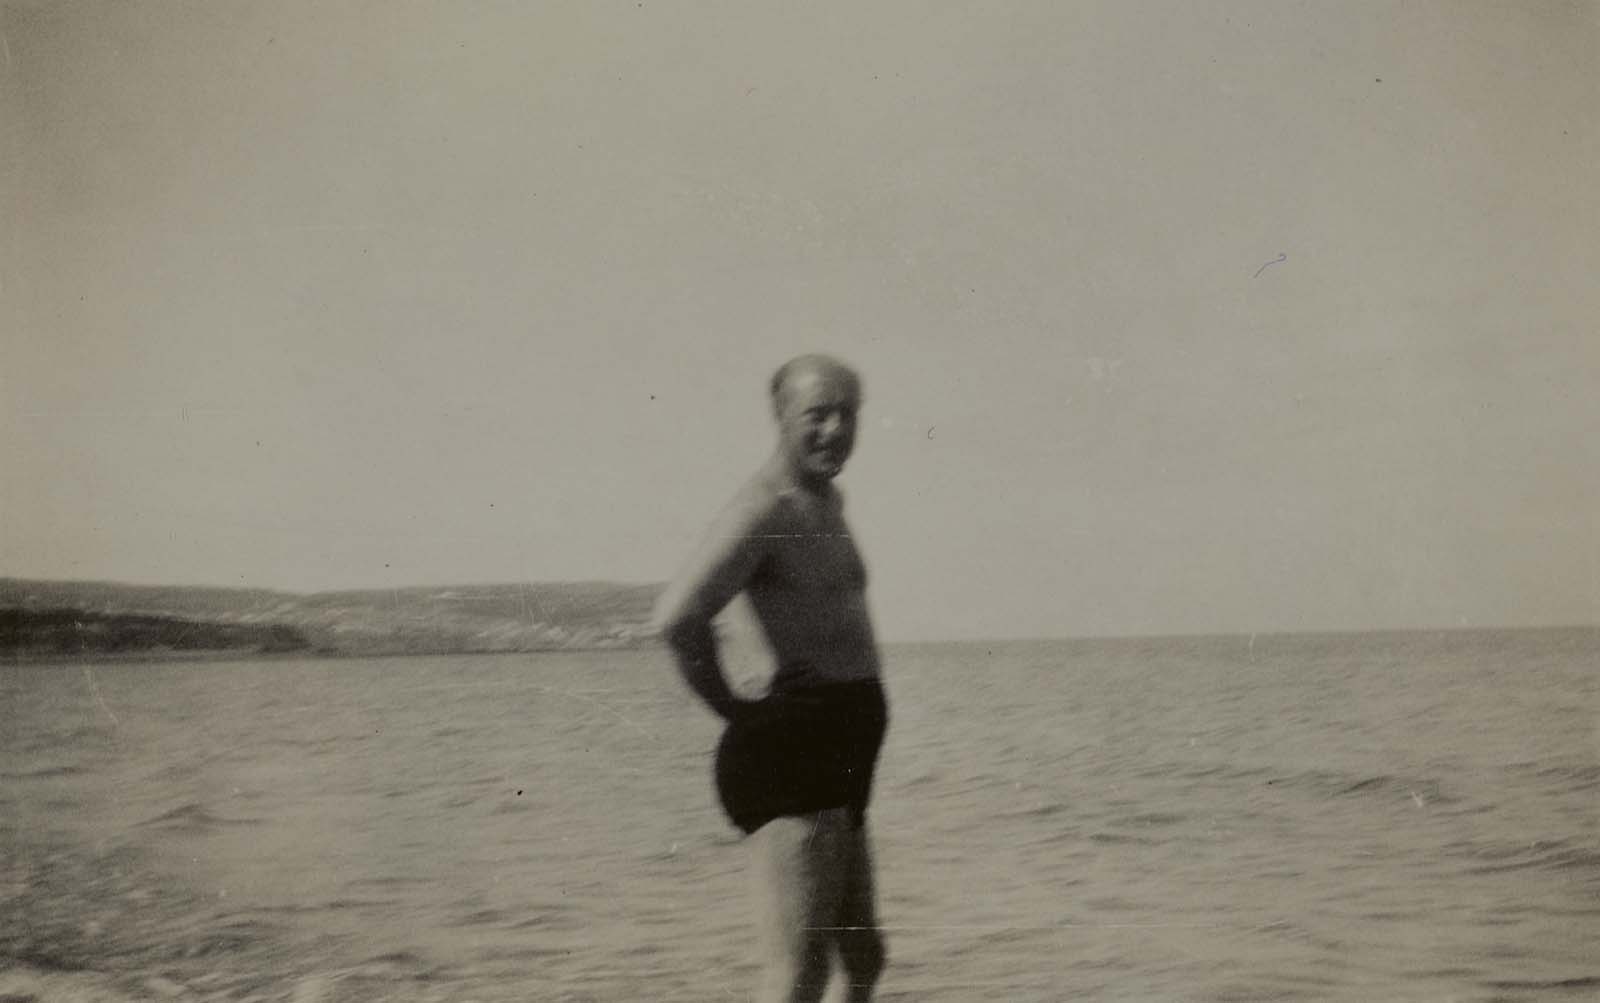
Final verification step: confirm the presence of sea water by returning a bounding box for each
[3,629,1597,1001]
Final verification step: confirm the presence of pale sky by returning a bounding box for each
[3,1,1595,641]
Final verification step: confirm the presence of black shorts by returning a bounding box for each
[714,679,889,835]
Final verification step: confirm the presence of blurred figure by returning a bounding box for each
[655,355,889,1002]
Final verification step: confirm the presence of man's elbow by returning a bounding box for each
[651,606,706,652]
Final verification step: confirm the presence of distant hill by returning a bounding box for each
[0,579,663,659]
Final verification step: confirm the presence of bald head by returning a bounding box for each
[767,355,863,487]
[769,354,861,416]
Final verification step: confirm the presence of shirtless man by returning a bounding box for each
[654,355,889,1002]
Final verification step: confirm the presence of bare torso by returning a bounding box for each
[745,481,881,689]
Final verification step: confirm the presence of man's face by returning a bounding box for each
[776,366,860,483]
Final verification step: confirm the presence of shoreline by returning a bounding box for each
[2,641,660,667]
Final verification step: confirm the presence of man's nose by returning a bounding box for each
[819,413,845,438]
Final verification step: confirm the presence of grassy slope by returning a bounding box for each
[0,579,663,657]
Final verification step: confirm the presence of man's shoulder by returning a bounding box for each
[712,473,792,538]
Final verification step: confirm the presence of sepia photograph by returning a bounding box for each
[3,2,1596,1000]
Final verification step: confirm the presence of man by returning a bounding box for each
[654,354,889,1002]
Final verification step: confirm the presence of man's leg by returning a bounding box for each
[750,808,851,1003]
[834,823,885,1002]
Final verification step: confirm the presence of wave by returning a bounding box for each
[171,917,283,959]
[348,874,432,890]
[1114,810,1188,827]
[1482,975,1600,992]
[477,943,580,962]
[338,949,441,981]
[995,801,1071,822]
[132,802,261,832]
[242,898,399,921]
[1508,761,1600,795]
[1454,838,1600,879]
[1087,830,1156,846]
[0,764,86,780]
[448,907,509,927]
[1262,769,1461,806]
[1131,760,1274,784]
[508,904,583,932]
[1253,919,1348,954]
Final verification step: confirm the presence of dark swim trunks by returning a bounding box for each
[714,679,889,835]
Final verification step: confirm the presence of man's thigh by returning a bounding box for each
[749,809,854,956]
[836,823,879,932]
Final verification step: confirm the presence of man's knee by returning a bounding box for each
[839,927,886,981]
[761,946,832,1002]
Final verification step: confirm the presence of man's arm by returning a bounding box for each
[653,486,775,721]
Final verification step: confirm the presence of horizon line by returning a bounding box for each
[3,575,1594,647]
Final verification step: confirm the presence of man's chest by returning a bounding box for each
[753,512,867,594]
